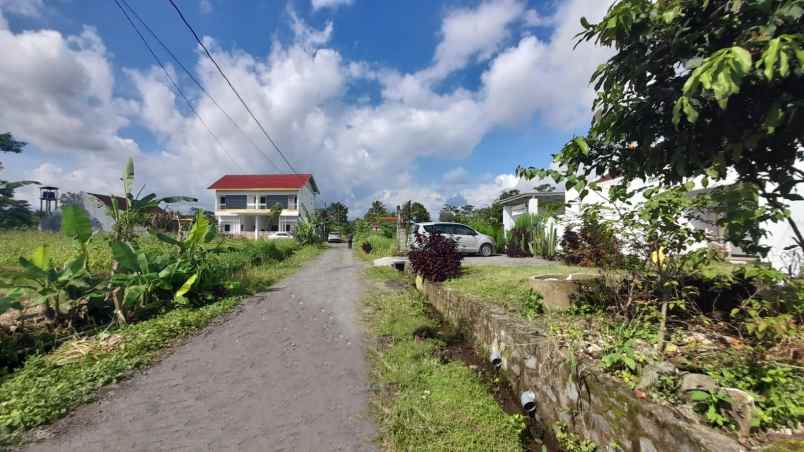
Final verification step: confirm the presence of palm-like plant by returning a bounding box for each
[97,158,197,242]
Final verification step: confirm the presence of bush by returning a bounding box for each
[361,241,373,254]
[561,209,622,267]
[408,233,462,282]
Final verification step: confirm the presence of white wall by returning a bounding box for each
[564,171,803,274]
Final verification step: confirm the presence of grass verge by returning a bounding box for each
[444,264,595,311]
[0,244,324,446]
[364,267,525,452]
[355,234,397,261]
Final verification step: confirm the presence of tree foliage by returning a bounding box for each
[400,201,431,223]
[365,200,390,221]
[518,0,804,252]
[0,133,38,229]
[323,201,348,225]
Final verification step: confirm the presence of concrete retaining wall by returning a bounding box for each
[415,276,746,452]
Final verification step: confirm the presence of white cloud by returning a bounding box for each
[311,0,353,12]
[419,0,526,82]
[200,0,213,15]
[524,9,550,27]
[0,25,139,154]
[0,0,43,17]
[3,0,613,218]
[482,0,613,128]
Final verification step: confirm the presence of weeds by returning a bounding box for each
[363,269,524,452]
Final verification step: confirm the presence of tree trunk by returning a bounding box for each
[111,287,127,325]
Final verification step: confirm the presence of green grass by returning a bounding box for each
[444,264,596,311]
[0,243,324,446]
[364,268,524,452]
[355,234,397,261]
[0,230,172,274]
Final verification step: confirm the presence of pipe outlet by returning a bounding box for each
[520,390,537,414]
[489,351,502,369]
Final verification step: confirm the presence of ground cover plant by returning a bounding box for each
[363,268,526,452]
[354,233,396,261]
[0,243,323,446]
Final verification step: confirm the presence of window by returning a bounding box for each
[285,224,291,232]
[453,225,477,236]
[223,224,231,232]
[220,196,226,207]
[259,196,267,206]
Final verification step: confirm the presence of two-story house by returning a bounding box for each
[207,174,319,238]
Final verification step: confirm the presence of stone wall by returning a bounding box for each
[415,276,746,452]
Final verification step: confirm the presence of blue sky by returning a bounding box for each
[0,0,612,216]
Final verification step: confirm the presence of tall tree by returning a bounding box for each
[400,201,431,223]
[0,133,38,229]
[518,0,804,253]
[365,200,389,221]
[325,202,349,225]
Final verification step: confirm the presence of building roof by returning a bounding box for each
[495,191,565,206]
[207,174,319,193]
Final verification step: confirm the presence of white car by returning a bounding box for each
[410,222,496,256]
[327,232,342,243]
[266,231,292,240]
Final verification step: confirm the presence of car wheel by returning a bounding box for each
[480,244,493,257]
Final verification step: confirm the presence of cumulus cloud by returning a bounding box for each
[3,0,613,217]
[311,0,353,12]
[0,0,43,17]
[0,25,138,154]
[419,0,526,82]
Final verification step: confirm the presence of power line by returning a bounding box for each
[167,0,299,175]
[112,0,245,173]
[118,0,282,173]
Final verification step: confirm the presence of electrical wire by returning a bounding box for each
[167,0,299,174]
[113,0,245,172]
[118,0,282,173]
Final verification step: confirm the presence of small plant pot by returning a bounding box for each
[527,273,598,311]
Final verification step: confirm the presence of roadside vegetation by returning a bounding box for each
[363,268,527,452]
[0,158,326,446]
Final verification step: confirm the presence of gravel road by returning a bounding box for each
[25,244,376,452]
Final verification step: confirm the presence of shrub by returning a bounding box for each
[361,241,373,254]
[408,233,462,282]
[506,227,531,257]
[561,209,622,267]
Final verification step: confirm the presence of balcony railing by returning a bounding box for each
[218,201,297,210]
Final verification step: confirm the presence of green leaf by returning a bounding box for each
[123,285,146,307]
[689,390,711,401]
[185,212,210,250]
[155,232,181,247]
[175,273,198,300]
[61,205,93,244]
[30,245,48,270]
[623,355,637,370]
[731,46,752,72]
[111,241,139,273]
[574,137,590,155]
[122,157,135,196]
[0,288,24,314]
[762,38,781,80]
[159,196,198,204]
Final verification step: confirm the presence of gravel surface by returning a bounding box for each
[24,244,376,452]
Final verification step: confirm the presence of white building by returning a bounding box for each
[208,174,319,239]
[500,174,803,274]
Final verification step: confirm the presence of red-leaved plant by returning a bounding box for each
[408,232,462,282]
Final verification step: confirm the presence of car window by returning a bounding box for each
[453,225,476,236]
[435,224,454,234]
[423,225,437,234]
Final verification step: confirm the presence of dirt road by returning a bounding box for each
[25,244,376,452]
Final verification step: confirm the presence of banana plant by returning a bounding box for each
[155,210,217,259]
[2,245,91,319]
[110,240,198,322]
[0,205,96,318]
[97,158,198,242]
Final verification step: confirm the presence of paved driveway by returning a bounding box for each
[26,244,376,452]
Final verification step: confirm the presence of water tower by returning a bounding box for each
[39,186,59,215]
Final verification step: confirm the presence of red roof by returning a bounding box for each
[207,174,318,193]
